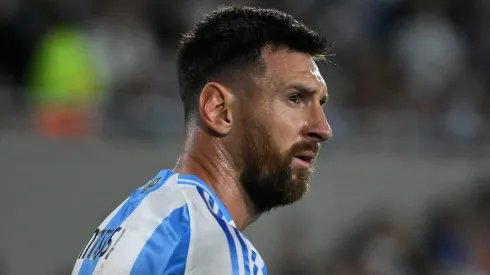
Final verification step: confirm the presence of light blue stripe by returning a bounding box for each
[262,265,268,275]
[130,205,190,275]
[163,229,191,274]
[78,170,174,275]
[233,227,251,275]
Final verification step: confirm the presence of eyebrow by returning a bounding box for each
[286,83,316,94]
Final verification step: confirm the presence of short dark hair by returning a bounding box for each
[177,6,330,121]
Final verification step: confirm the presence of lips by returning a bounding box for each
[291,142,320,167]
[293,151,317,164]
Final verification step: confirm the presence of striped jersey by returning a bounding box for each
[71,169,268,275]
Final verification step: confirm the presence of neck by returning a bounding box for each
[173,131,259,231]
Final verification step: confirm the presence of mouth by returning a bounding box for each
[294,155,313,163]
[293,152,317,167]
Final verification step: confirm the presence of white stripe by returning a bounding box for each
[178,177,263,274]
[178,178,209,191]
[230,228,245,275]
[71,197,129,275]
[202,192,215,214]
[181,187,234,275]
[212,199,220,214]
[255,256,265,275]
[93,174,185,274]
[100,197,130,228]
[247,237,254,274]
[71,259,83,275]
[203,191,210,202]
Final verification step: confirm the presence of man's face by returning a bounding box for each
[236,48,332,213]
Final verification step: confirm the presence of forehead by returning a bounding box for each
[260,48,327,92]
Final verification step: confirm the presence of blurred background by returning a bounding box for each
[1,0,490,274]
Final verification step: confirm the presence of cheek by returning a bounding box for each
[268,108,304,152]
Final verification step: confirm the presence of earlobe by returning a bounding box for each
[199,82,234,135]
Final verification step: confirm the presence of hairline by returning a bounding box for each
[184,46,324,128]
[195,44,325,94]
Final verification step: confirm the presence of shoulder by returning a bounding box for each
[74,171,197,274]
[73,170,269,274]
[125,174,245,274]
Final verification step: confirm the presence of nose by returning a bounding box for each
[304,107,332,143]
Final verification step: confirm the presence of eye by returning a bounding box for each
[320,98,327,106]
[288,94,301,104]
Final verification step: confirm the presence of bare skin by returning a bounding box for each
[174,48,332,231]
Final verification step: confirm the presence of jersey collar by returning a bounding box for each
[177,172,235,227]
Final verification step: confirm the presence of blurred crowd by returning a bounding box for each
[0,0,489,148]
[271,177,490,275]
[1,0,490,274]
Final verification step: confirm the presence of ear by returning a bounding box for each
[199,82,234,135]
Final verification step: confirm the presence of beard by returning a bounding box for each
[236,118,319,214]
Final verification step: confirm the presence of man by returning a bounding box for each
[71,5,332,275]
